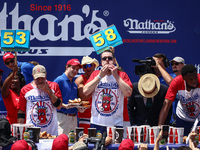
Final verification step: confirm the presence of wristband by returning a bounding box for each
[53,98,61,107]
[18,113,25,119]
[97,75,102,80]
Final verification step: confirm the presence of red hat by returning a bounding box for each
[52,134,68,150]
[3,52,14,62]
[118,139,134,150]
[11,140,32,150]
[66,59,82,68]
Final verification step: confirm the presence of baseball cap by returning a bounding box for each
[32,65,46,79]
[3,52,14,62]
[170,57,185,64]
[67,59,82,68]
[52,134,68,150]
[118,139,134,150]
[11,140,32,150]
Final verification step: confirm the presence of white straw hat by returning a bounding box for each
[81,56,99,68]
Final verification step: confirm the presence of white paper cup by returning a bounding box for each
[126,126,132,139]
[149,126,160,145]
[174,127,184,144]
[11,123,34,140]
[135,126,142,143]
[115,128,124,143]
[168,126,174,144]
[107,127,116,143]
[141,125,150,143]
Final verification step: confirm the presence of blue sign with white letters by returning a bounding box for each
[0,0,200,83]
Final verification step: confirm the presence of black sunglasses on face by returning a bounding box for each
[5,59,14,65]
[0,72,3,76]
[102,57,113,61]
[83,64,92,69]
[171,62,181,66]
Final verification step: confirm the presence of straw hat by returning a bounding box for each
[81,56,99,68]
[138,73,160,98]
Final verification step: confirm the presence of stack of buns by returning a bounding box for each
[40,131,56,139]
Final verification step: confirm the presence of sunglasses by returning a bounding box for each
[5,59,14,65]
[83,64,93,69]
[102,57,113,61]
[171,62,181,66]
[0,72,3,76]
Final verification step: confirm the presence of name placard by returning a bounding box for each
[1,30,30,51]
[89,25,123,54]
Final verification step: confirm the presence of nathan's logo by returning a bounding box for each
[123,19,176,34]
[95,89,119,117]
[0,3,107,41]
[0,3,108,56]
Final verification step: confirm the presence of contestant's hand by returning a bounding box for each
[99,64,110,78]
[37,81,51,94]
[108,64,118,78]
[138,143,148,150]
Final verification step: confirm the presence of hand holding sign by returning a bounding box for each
[89,25,123,54]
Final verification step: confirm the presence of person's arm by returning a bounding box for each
[83,66,109,96]
[189,131,199,149]
[37,82,62,110]
[154,130,163,150]
[158,99,173,125]
[111,66,132,97]
[75,76,92,100]
[138,143,148,150]
[1,65,18,98]
[157,64,173,85]
[17,109,26,123]
[153,57,173,86]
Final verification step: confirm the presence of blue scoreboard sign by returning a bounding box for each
[1,30,30,51]
[89,25,123,54]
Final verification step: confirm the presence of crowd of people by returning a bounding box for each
[1,47,200,150]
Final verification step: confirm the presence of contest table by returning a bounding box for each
[36,139,191,150]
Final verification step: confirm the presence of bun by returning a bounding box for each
[82,101,90,106]
[69,98,81,103]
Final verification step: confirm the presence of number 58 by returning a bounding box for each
[93,29,117,47]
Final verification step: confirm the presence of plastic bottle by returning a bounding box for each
[23,129,30,140]
[96,130,102,138]
[69,130,75,144]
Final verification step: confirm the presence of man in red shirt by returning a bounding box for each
[158,64,200,135]
[75,56,99,134]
